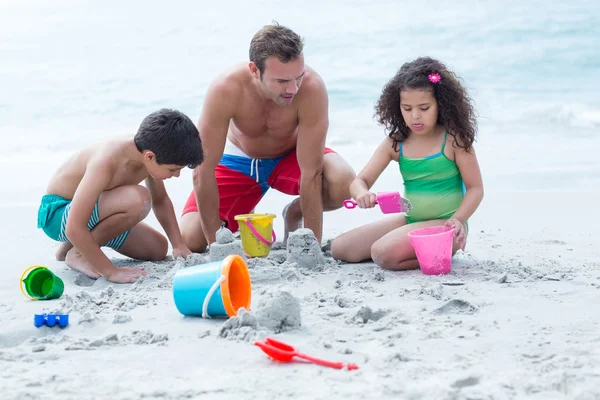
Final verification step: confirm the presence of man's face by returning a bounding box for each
[255,55,305,107]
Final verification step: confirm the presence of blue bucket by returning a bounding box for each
[172,255,251,318]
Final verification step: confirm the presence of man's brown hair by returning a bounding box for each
[249,22,304,77]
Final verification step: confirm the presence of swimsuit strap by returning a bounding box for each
[400,131,446,159]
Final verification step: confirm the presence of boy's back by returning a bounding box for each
[46,139,155,200]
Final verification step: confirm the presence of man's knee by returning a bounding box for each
[181,212,208,253]
[322,155,356,207]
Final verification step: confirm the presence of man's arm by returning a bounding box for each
[193,80,236,245]
[145,177,190,258]
[65,158,144,283]
[296,75,329,243]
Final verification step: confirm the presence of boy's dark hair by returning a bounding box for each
[375,57,477,152]
[134,108,203,168]
[249,22,304,78]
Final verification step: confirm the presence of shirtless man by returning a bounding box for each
[38,109,203,283]
[180,23,355,251]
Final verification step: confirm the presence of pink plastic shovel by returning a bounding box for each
[343,191,413,214]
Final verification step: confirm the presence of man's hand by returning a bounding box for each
[173,244,192,260]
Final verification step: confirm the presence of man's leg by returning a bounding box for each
[64,185,155,278]
[180,164,264,252]
[180,194,209,253]
[269,149,356,242]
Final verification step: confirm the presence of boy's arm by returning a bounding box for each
[66,159,147,283]
[296,75,328,243]
[145,176,191,258]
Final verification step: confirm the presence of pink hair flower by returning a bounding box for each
[428,73,441,84]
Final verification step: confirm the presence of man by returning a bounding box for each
[180,23,355,252]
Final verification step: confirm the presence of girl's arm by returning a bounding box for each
[350,137,396,208]
[448,146,484,244]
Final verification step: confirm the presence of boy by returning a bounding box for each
[37,108,204,283]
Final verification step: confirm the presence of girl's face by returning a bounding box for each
[399,89,439,135]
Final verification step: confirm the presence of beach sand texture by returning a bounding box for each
[2,1,600,398]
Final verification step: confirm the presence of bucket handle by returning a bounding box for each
[243,220,276,245]
[202,275,227,319]
[20,265,48,301]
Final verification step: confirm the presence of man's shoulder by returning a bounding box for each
[296,66,327,117]
[210,63,249,95]
[301,66,326,94]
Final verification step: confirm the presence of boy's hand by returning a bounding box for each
[104,267,148,283]
[445,217,466,250]
[355,192,377,209]
[173,245,192,260]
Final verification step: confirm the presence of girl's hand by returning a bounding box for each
[173,244,192,260]
[355,192,378,208]
[445,217,466,250]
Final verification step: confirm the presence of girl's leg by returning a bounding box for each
[65,185,157,276]
[371,219,463,271]
[331,214,407,263]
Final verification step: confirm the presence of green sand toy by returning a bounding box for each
[20,265,64,300]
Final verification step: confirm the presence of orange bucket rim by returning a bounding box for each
[219,255,252,317]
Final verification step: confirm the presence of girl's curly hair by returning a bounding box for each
[374,57,477,152]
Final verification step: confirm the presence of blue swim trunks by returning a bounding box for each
[37,194,129,250]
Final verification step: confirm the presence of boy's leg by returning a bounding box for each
[114,221,167,261]
[331,214,407,263]
[64,185,154,277]
[268,149,355,242]
[370,219,463,271]
[55,242,73,261]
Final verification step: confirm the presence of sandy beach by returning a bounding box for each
[2,1,600,398]
[1,140,599,400]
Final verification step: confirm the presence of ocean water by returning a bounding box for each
[1,0,599,194]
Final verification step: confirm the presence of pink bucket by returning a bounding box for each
[408,226,454,275]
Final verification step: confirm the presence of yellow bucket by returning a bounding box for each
[234,213,276,257]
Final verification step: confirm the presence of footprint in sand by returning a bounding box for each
[352,306,389,324]
[539,239,567,245]
[452,376,480,388]
[74,274,96,287]
[433,299,478,315]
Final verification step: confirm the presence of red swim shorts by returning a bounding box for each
[182,147,336,232]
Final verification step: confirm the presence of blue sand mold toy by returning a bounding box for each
[34,313,69,328]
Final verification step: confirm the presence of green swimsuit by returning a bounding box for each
[399,132,465,224]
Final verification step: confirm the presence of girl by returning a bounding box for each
[331,57,484,270]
